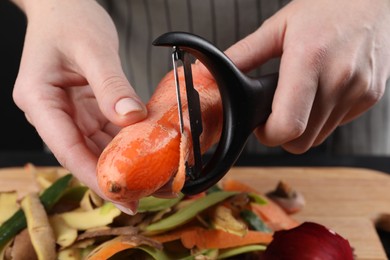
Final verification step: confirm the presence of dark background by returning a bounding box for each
[0,0,43,151]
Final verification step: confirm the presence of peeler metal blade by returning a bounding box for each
[171,47,203,180]
[154,32,278,195]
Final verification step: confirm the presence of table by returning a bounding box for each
[1,151,390,259]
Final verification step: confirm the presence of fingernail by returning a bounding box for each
[115,98,143,116]
[115,202,138,215]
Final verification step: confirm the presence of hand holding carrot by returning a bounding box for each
[11,0,146,209]
[225,0,390,154]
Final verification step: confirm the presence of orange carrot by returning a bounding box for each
[151,226,272,249]
[97,65,222,203]
[87,236,138,260]
[250,203,299,231]
[149,226,194,244]
[222,178,262,193]
[186,192,207,200]
[87,235,161,260]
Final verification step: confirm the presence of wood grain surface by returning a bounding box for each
[1,166,389,259]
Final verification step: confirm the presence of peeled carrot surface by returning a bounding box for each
[97,65,222,203]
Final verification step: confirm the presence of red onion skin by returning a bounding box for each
[262,222,354,260]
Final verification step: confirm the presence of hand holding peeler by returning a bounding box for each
[153,32,278,195]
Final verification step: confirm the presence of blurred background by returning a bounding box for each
[2,0,390,170]
[0,0,43,151]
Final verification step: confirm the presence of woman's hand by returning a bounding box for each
[12,0,147,210]
[226,0,390,153]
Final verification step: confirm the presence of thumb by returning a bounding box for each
[82,52,147,127]
[225,14,286,72]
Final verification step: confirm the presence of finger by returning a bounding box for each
[309,76,351,147]
[88,130,115,152]
[312,72,379,146]
[78,48,147,127]
[102,122,122,137]
[224,13,286,72]
[312,106,349,147]
[278,58,348,153]
[304,67,383,148]
[280,90,335,153]
[312,87,377,147]
[255,44,320,148]
[15,85,107,198]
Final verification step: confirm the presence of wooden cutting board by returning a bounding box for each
[1,166,389,260]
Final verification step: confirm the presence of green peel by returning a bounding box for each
[138,193,184,213]
[218,245,266,259]
[145,191,238,234]
[0,174,73,249]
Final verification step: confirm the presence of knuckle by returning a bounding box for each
[274,117,307,144]
[353,74,385,106]
[325,64,355,99]
[313,131,332,147]
[285,117,307,139]
[308,47,327,70]
[338,64,355,87]
[234,39,255,57]
[282,140,310,154]
[310,44,328,60]
[259,17,273,32]
[12,80,29,109]
[271,117,309,154]
[256,116,307,148]
[356,72,371,89]
[99,75,131,97]
[296,43,329,72]
[363,84,385,105]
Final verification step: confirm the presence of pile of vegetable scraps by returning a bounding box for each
[0,165,354,259]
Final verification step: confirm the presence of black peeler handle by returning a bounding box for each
[153,32,278,195]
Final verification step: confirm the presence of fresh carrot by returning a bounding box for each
[97,65,222,203]
[151,226,273,249]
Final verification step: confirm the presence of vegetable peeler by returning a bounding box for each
[153,32,278,195]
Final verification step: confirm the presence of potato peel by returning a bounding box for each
[21,193,56,260]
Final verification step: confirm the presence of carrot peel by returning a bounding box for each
[152,226,272,249]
